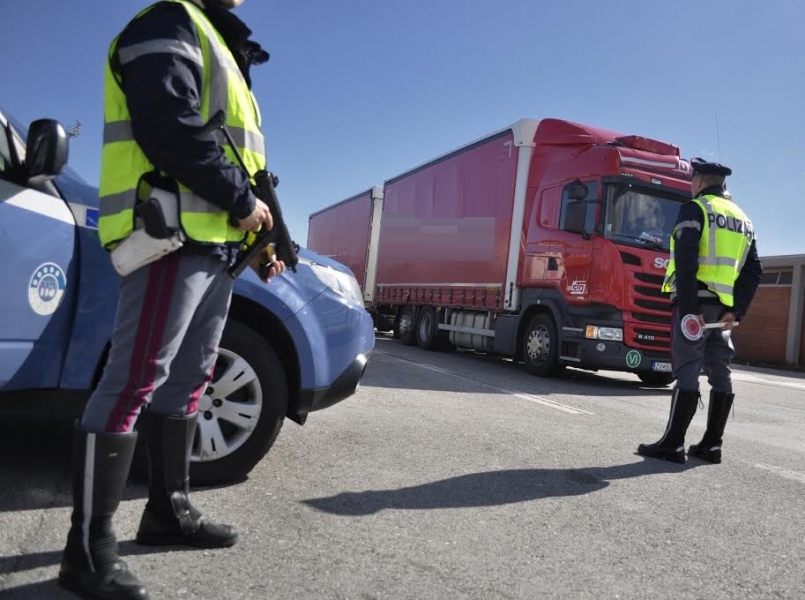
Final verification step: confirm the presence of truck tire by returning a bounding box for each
[522,313,563,377]
[637,372,675,387]
[395,305,418,346]
[416,306,439,350]
[188,318,289,487]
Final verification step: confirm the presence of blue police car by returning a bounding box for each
[0,107,375,485]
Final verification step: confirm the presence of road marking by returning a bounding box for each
[754,463,805,485]
[375,349,593,415]
[732,372,805,393]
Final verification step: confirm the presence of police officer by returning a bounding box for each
[58,1,284,599]
[637,157,762,465]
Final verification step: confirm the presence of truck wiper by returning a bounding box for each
[615,234,665,251]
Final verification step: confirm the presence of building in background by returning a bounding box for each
[731,254,805,369]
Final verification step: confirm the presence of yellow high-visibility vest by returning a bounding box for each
[97,0,266,249]
[662,194,755,307]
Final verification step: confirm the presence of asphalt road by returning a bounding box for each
[1,333,804,599]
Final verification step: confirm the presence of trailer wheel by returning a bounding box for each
[188,318,289,486]
[637,372,675,387]
[396,305,418,346]
[522,313,563,377]
[416,306,439,350]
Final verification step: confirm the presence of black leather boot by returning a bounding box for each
[135,411,238,548]
[637,388,700,464]
[688,391,735,463]
[59,427,149,600]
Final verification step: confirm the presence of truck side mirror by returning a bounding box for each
[25,119,69,183]
[567,182,588,201]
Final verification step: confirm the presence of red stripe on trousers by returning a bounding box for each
[187,359,217,415]
[105,253,182,432]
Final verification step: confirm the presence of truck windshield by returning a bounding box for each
[603,185,685,251]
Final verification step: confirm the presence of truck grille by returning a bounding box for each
[627,272,671,352]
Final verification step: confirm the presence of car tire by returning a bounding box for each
[522,313,564,377]
[637,372,675,387]
[188,318,289,487]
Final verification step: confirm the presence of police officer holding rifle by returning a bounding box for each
[57,1,291,598]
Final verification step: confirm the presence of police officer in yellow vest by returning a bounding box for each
[58,1,284,598]
[637,158,762,465]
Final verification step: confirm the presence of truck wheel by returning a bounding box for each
[522,313,563,377]
[395,306,418,346]
[638,372,675,387]
[188,318,289,487]
[416,306,439,350]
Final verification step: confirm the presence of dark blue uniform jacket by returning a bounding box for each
[114,1,269,258]
[671,185,763,320]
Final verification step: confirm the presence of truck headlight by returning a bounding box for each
[310,263,363,306]
[585,326,623,341]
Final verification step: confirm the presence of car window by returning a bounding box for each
[9,126,25,165]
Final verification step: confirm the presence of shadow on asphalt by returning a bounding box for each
[369,335,673,398]
[0,410,236,516]
[1,411,90,512]
[0,541,183,598]
[0,409,241,515]
[302,457,707,516]
[0,413,238,596]
[0,579,70,599]
[0,411,150,514]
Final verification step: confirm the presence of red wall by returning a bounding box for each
[732,287,791,365]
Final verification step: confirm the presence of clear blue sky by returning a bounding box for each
[2,0,803,256]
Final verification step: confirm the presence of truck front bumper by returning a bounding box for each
[560,337,672,375]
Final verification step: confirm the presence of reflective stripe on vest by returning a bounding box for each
[662,194,754,306]
[97,0,266,249]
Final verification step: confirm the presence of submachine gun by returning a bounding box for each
[198,110,299,279]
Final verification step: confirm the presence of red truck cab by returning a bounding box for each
[516,119,691,384]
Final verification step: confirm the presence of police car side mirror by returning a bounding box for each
[25,119,69,183]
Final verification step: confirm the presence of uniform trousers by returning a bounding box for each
[81,251,234,433]
[671,302,735,394]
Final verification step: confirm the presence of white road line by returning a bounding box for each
[732,372,805,393]
[754,463,805,485]
[375,349,593,415]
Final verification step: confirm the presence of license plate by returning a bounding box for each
[651,361,672,373]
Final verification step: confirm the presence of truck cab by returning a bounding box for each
[519,120,691,384]
[0,107,375,485]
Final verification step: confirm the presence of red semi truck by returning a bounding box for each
[307,117,693,386]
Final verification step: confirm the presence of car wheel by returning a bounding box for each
[522,313,564,377]
[188,318,289,486]
[638,372,675,387]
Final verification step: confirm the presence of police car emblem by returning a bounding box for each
[28,262,67,316]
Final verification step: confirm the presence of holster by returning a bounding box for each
[110,184,186,277]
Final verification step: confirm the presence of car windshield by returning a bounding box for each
[603,185,685,251]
